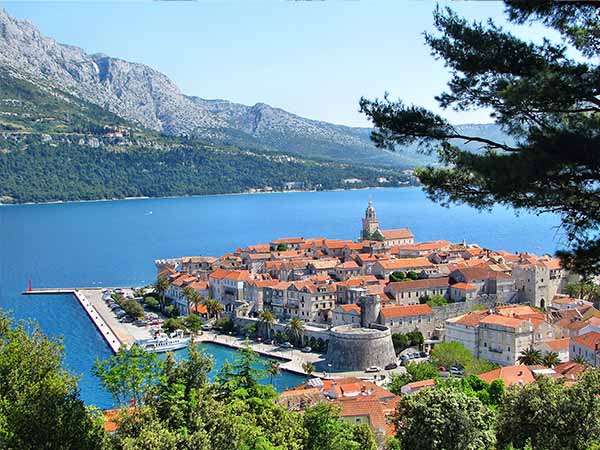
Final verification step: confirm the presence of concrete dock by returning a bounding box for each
[23,288,124,353]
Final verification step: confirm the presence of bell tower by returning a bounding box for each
[362,200,379,240]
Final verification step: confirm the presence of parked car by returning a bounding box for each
[301,346,312,353]
[133,320,147,327]
[365,366,381,373]
[279,342,293,349]
[201,323,213,331]
[384,362,398,370]
[120,316,134,323]
[450,365,464,376]
[419,351,427,358]
[400,355,409,364]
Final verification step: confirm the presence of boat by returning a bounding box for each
[134,329,190,353]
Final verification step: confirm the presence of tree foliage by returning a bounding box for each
[430,341,495,375]
[394,386,496,450]
[496,370,600,450]
[0,312,106,450]
[360,3,600,276]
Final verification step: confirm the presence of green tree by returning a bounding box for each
[242,322,257,338]
[144,296,160,310]
[259,310,275,340]
[0,312,106,450]
[406,271,419,280]
[496,370,600,450]
[267,360,280,384]
[303,403,378,450]
[359,4,600,276]
[184,313,203,335]
[394,387,496,450]
[286,317,305,347]
[162,317,185,333]
[204,298,224,320]
[406,330,424,348]
[517,347,542,366]
[215,344,274,400]
[431,341,494,375]
[153,275,170,313]
[391,333,410,354]
[388,362,438,395]
[93,345,163,406]
[182,286,202,316]
[389,271,406,282]
[302,361,316,379]
[276,243,289,252]
[422,293,448,306]
[541,351,560,368]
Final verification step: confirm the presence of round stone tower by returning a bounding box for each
[360,294,381,327]
[325,324,397,372]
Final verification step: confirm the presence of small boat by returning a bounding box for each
[135,329,190,353]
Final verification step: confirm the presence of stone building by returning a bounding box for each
[512,257,567,309]
[378,304,435,338]
[384,278,449,305]
[570,331,600,367]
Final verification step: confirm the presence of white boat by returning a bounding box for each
[135,329,190,353]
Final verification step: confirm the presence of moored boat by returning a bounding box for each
[135,329,190,353]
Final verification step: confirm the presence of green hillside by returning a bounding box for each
[0,71,412,203]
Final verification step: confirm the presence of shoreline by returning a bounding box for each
[0,185,415,207]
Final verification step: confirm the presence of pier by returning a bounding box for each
[23,288,124,353]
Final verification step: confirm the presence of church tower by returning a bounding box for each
[362,200,379,240]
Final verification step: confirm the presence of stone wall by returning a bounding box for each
[325,324,396,372]
[432,295,497,325]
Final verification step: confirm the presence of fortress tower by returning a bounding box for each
[362,200,379,240]
[360,294,381,327]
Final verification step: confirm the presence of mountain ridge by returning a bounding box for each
[0,8,508,169]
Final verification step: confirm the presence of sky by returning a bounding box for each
[3,1,552,127]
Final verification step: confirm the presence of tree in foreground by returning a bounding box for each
[0,312,106,450]
[360,3,600,276]
[303,403,377,450]
[496,369,600,449]
[93,345,163,407]
[394,386,496,450]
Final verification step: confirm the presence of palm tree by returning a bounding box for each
[518,347,542,366]
[542,351,560,368]
[267,360,280,384]
[204,298,224,320]
[182,286,196,315]
[190,294,204,316]
[259,310,275,340]
[153,276,169,313]
[286,317,305,347]
[572,355,588,365]
[302,361,315,379]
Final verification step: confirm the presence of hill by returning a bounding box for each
[0,69,411,204]
[0,9,509,170]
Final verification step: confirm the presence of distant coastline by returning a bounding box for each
[0,184,413,207]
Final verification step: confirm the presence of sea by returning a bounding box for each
[0,187,565,408]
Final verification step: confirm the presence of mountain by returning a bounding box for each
[0,68,411,204]
[0,9,509,170]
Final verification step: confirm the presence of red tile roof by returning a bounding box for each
[380,228,414,240]
[478,365,535,386]
[386,277,449,292]
[380,304,433,319]
[479,314,527,329]
[451,282,478,291]
[572,330,600,351]
[377,257,434,270]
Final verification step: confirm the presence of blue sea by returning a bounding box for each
[0,187,565,408]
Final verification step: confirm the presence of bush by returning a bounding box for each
[406,271,419,280]
[422,294,448,307]
[164,305,179,318]
[215,317,236,333]
[162,317,185,333]
[144,296,160,310]
[390,271,406,282]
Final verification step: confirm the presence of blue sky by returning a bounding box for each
[4,1,551,127]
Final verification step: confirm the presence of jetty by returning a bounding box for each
[23,288,124,353]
